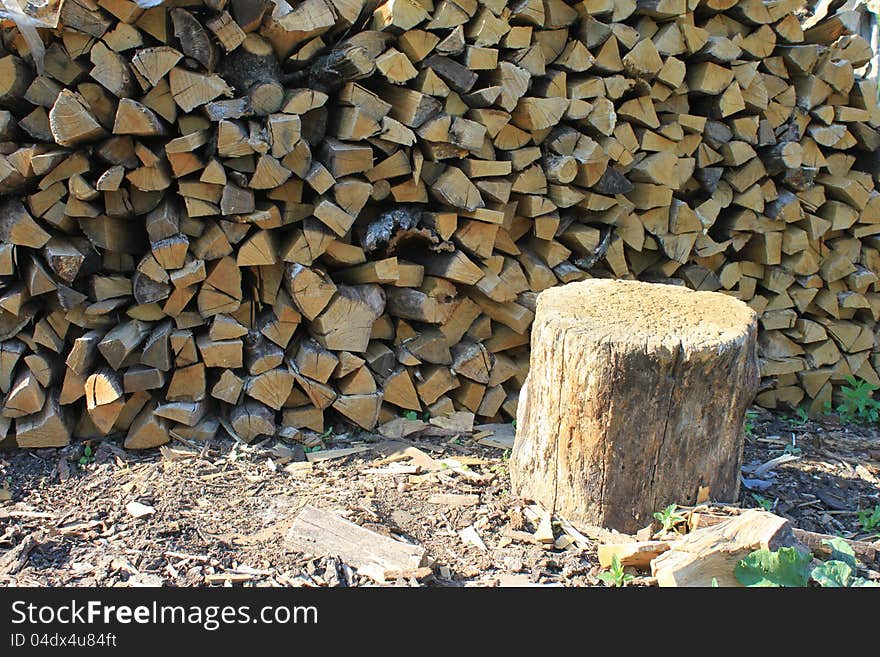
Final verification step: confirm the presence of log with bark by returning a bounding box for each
[509,279,759,532]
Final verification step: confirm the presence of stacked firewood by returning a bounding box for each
[0,0,878,449]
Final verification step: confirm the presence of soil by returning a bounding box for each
[1,408,878,587]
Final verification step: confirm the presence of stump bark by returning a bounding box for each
[510,279,759,533]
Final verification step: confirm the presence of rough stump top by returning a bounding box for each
[537,279,756,353]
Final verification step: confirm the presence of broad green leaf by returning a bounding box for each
[403,411,418,421]
[597,572,616,586]
[735,548,812,587]
[852,578,880,587]
[821,537,857,569]
[811,561,852,588]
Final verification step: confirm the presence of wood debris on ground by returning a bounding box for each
[0,409,877,587]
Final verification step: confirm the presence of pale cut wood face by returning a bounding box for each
[537,278,757,353]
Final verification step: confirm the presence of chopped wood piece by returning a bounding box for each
[652,511,802,587]
[598,541,671,569]
[230,399,275,442]
[113,99,166,136]
[15,393,71,448]
[49,90,106,146]
[125,402,170,450]
[285,504,428,580]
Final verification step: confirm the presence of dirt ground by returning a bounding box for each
[1,407,879,587]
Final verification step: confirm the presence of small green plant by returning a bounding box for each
[807,538,879,587]
[303,444,324,454]
[744,409,758,437]
[857,505,880,535]
[787,407,809,427]
[78,444,94,467]
[491,450,512,477]
[735,538,880,587]
[321,426,334,438]
[403,410,419,421]
[597,554,634,588]
[750,493,774,511]
[735,546,812,587]
[653,503,685,536]
[836,376,880,424]
[490,461,508,477]
[781,443,802,456]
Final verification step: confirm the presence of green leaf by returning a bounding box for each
[852,578,880,587]
[821,537,857,569]
[811,561,853,588]
[597,571,616,586]
[751,493,773,511]
[735,547,812,587]
[84,445,92,457]
[403,411,418,421]
[858,505,880,532]
[597,554,633,587]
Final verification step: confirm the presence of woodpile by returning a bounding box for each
[0,0,878,449]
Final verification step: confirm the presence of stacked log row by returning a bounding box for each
[0,0,878,449]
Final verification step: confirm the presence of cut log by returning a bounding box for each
[510,280,759,532]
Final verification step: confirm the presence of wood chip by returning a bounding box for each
[126,501,156,518]
[475,423,515,449]
[305,446,371,462]
[283,462,314,476]
[0,533,37,575]
[459,525,487,551]
[428,494,480,506]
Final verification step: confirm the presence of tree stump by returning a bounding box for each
[510,279,759,533]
